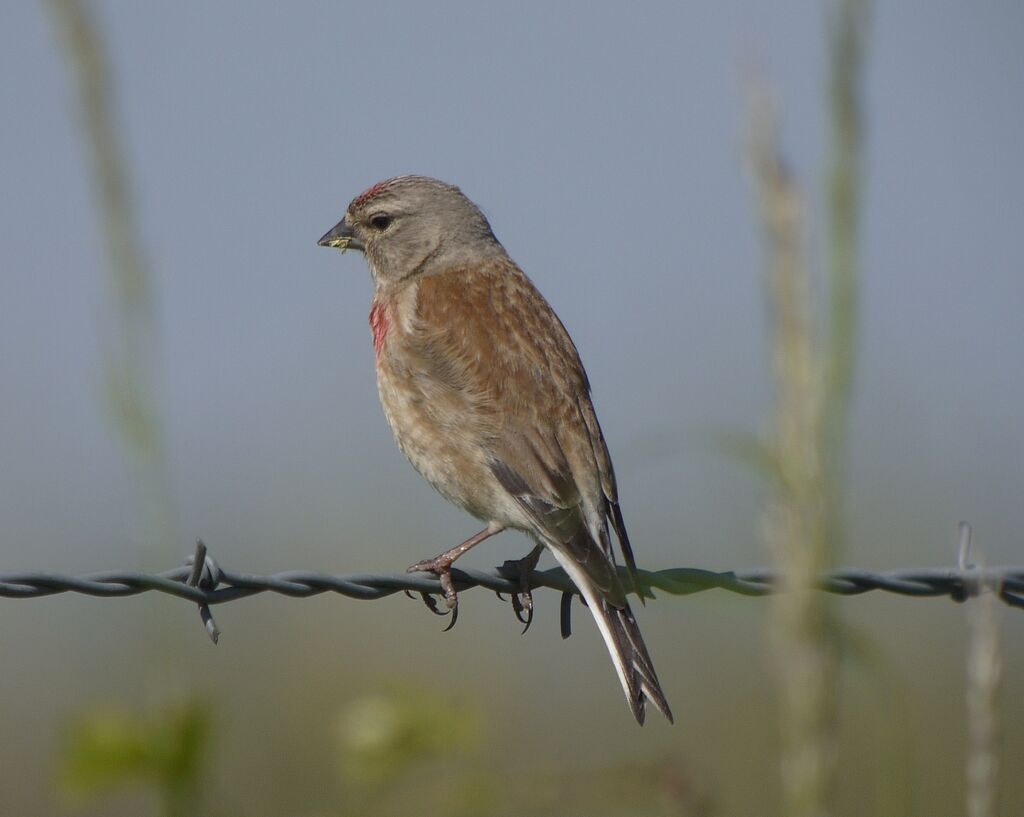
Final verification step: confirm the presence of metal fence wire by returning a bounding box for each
[2,534,1022,644]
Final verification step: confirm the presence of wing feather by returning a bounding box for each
[412,261,632,603]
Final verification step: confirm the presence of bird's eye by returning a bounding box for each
[369,213,392,231]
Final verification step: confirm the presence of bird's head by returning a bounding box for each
[318,175,505,288]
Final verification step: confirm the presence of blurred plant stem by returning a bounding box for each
[748,2,870,816]
[751,86,838,817]
[963,528,1003,817]
[44,0,177,560]
[824,0,871,563]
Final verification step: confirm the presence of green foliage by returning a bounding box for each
[334,685,488,814]
[54,684,715,815]
[337,685,480,788]
[60,699,210,817]
[330,685,711,817]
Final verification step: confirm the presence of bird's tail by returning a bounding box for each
[546,541,673,725]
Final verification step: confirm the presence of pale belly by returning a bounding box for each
[375,359,527,529]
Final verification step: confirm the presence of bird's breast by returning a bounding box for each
[373,339,505,522]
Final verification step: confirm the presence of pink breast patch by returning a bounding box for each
[369,300,391,357]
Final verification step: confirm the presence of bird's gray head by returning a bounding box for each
[318,176,506,287]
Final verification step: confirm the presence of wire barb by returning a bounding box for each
[187,540,220,644]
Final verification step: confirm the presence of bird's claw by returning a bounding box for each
[509,588,534,633]
[418,591,459,631]
[496,549,542,634]
[494,589,533,632]
[407,557,460,630]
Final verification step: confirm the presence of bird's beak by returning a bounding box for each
[317,218,364,253]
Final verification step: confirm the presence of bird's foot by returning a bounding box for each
[407,554,459,607]
[406,555,460,631]
[496,544,544,634]
[404,527,503,632]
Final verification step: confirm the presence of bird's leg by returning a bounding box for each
[407,525,503,611]
[497,543,545,632]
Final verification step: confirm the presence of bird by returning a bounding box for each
[318,175,672,724]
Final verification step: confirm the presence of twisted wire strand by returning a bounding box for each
[4,540,1021,644]
[3,549,1022,607]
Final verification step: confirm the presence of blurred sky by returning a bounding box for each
[1,2,1022,815]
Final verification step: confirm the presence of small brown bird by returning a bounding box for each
[318,176,672,724]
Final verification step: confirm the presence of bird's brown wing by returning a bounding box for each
[412,260,632,602]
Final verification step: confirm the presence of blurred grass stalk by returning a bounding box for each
[44,0,177,558]
[823,0,870,558]
[749,2,870,816]
[751,88,838,817]
[963,529,1002,817]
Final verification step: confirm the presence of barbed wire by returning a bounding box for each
[2,536,1021,643]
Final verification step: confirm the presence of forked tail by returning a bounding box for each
[548,546,673,725]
